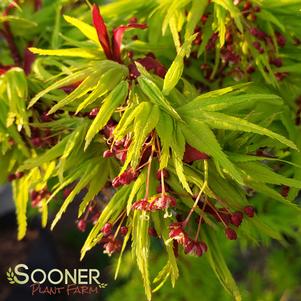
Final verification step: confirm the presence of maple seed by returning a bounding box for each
[225,228,237,240]
[244,206,255,217]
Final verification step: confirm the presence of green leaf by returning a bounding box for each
[81,185,131,259]
[78,160,109,217]
[136,64,182,121]
[171,126,192,193]
[51,162,99,230]
[29,47,100,59]
[48,73,99,114]
[28,69,92,108]
[197,111,297,150]
[205,229,241,301]
[132,211,151,300]
[64,15,99,43]
[181,119,243,184]
[122,103,160,171]
[238,161,301,188]
[156,111,173,169]
[185,0,208,40]
[163,34,197,95]
[85,81,128,150]
[76,66,128,113]
[12,177,29,240]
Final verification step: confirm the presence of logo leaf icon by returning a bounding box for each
[6,267,16,285]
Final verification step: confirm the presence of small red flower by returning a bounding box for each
[149,194,176,211]
[132,199,150,211]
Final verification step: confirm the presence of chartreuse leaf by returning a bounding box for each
[51,161,100,230]
[156,111,173,170]
[205,229,241,301]
[238,161,301,188]
[212,0,243,32]
[196,111,297,150]
[28,69,92,108]
[185,0,208,40]
[29,47,100,59]
[132,210,151,301]
[12,176,29,240]
[136,64,182,121]
[197,14,213,57]
[178,92,279,113]
[152,215,179,291]
[126,169,146,215]
[81,185,131,260]
[20,133,71,170]
[181,119,243,184]
[58,121,88,181]
[29,60,119,108]
[163,34,197,95]
[63,15,99,43]
[76,66,128,113]
[78,160,110,217]
[48,72,100,114]
[171,125,192,193]
[5,68,30,135]
[214,3,227,47]
[121,103,160,173]
[85,81,128,150]
[161,0,190,35]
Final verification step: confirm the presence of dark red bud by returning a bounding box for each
[230,211,243,227]
[77,219,87,232]
[120,226,128,236]
[243,206,255,218]
[225,228,237,240]
[102,223,113,235]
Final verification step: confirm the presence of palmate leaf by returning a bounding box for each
[121,102,160,173]
[76,66,128,113]
[81,185,131,260]
[78,160,110,217]
[237,161,301,189]
[194,111,297,150]
[51,160,100,230]
[180,119,243,184]
[178,92,281,112]
[48,72,100,114]
[28,60,121,108]
[85,80,128,150]
[136,64,182,121]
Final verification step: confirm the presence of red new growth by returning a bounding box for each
[92,4,112,60]
[92,5,147,63]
